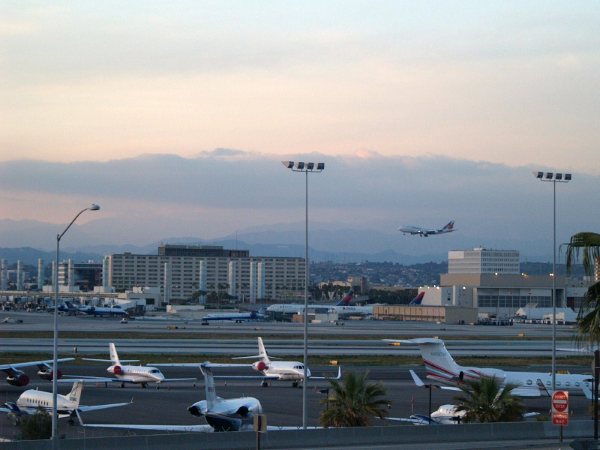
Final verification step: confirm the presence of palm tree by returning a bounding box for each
[565,232,600,346]
[319,371,389,427]
[454,376,524,423]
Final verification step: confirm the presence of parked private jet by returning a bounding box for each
[399,221,455,237]
[0,381,130,420]
[385,337,593,398]
[151,337,341,388]
[75,363,267,432]
[71,343,195,388]
[233,337,342,387]
[1,357,74,387]
[386,404,466,425]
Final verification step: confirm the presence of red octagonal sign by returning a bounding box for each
[552,391,569,414]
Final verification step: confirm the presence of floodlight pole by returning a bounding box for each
[533,172,571,392]
[52,204,100,448]
[282,161,324,429]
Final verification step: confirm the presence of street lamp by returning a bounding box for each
[533,171,571,392]
[281,160,324,429]
[52,204,100,446]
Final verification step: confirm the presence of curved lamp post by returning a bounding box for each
[281,161,324,429]
[52,204,100,447]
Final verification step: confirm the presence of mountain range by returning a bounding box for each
[0,218,555,266]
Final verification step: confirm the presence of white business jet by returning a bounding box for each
[73,343,195,388]
[0,381,130,421]
[76,362,267,432]
[233,337,342,387]
[151,337,341,388]
[384,337,593,398]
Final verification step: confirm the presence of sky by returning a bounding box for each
[1,1,599,257]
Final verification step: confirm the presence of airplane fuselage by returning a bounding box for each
[267,304,372,316]
[432,365,592,397]
[256,361,310,381]
[15,390,75,415]
[108,365,165,384]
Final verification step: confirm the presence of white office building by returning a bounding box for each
[448,248,520,275]
[107,245,304,304]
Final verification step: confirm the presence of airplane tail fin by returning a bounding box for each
[257,337,270,363]
[442,221,455,231]
[335,291,353,306]
[200,364,217,410]
[67,381,83,406]
[403,338,462,383]
[409,292,425,306]
[109,343,120,365]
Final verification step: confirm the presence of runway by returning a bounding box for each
[0,337,581,358]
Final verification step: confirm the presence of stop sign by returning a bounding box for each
[552,391,569,414]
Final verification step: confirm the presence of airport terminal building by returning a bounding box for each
[107,244,305,304]
[417,247,588,320]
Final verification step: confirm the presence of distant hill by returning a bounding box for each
[0,247,104,266]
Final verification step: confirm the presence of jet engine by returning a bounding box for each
[255,361,269,372]
[37,368,62,381]
[6,372,30,387]
[235,406,250,417]
[188,405,203,417]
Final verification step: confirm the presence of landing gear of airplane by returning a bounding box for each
[120,382,125,388]
[141,382,148,389]
[292,381,299,388]
[261,380,269,387]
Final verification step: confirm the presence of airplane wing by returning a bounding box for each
[384,416,434,425]
[149,363,252,368]
[409,370,461,392]
[310,366,342,380]
[161,378,197,382]
[77,401,132,413]
[74,409,213,432]
[581,381,594,400]
[211,375,280,380]
[0,357,75,371]
[510,386,543,397]
[81,358,139,363]
[59,376,117,383]
[409,369,425,387]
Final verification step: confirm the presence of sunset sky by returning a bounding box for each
[1,1,599,255]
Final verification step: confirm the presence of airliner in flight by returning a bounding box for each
[385,337,593,398]
[73,343,195,388]
[1,357,74,387]
[0,381,130,420]
[399,221,455,237]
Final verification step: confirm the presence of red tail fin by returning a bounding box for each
[409,292,425,306]
[336,291,354,306]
